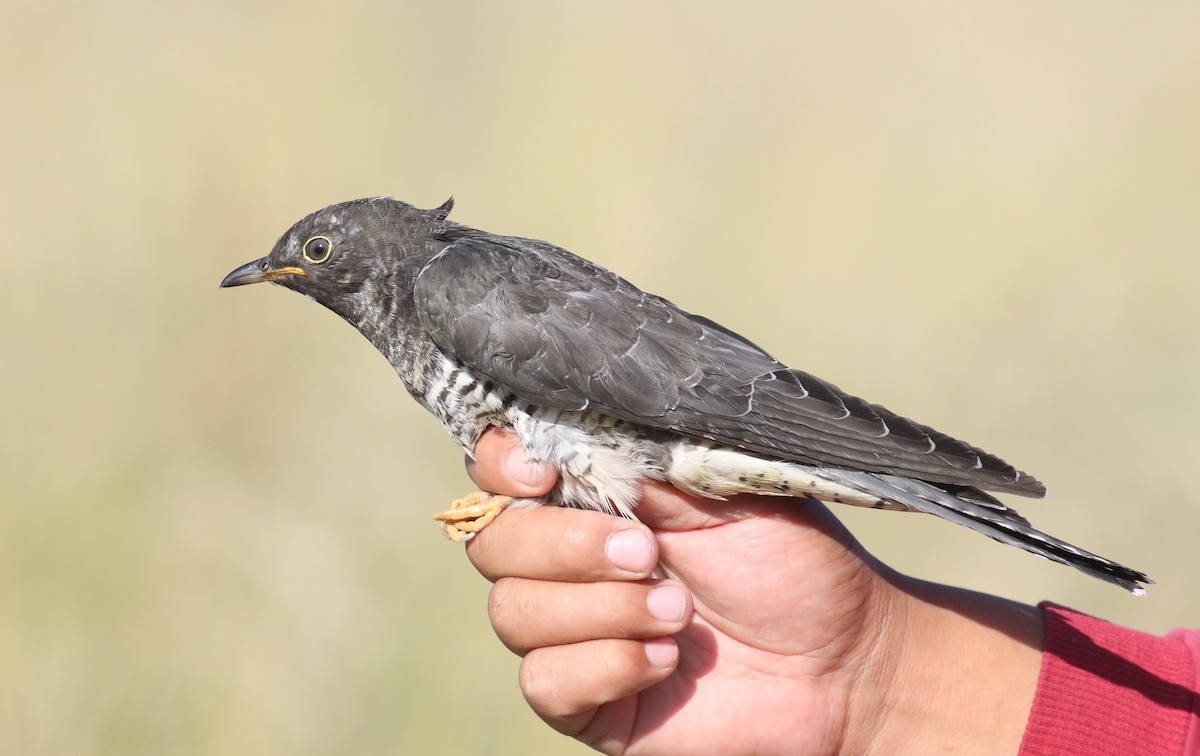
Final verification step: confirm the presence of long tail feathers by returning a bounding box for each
[820,469,1153,595]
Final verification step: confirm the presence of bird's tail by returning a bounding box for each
[819,468,1152,594]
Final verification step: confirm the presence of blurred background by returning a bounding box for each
[1,1,1197,753]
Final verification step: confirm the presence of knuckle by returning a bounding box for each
[464,530,502,580]
[519,642,645,721]
[518,653,563,715]
[486,578,513,624]
[487,579,527,650]
[520,653,593,722]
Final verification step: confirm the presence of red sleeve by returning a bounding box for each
[1019,602,1200,755]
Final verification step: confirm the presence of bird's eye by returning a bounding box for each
[302,236,333,264]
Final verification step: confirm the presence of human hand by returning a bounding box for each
[464,429,1042,754]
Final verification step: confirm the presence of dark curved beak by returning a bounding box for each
[220,258,306,288]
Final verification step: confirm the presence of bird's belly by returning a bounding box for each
[507,408,672,519]
[664,444,899,510]
[505,406,900,519]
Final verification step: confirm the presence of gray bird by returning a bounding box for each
[221,197,1150,593]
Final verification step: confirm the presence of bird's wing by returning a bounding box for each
[413,234,1044,496]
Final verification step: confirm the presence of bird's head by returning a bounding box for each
[220,196,455,327]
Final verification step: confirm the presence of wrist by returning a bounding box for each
[842,573,1044,754]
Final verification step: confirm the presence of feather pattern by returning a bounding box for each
[414,233,1043,495]
[224,197,1150,593]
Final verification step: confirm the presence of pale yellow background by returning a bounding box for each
[2,2,1197,753]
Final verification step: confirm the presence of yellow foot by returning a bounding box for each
[433,491,513,543]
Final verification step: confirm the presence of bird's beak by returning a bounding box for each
[220,258,306,288]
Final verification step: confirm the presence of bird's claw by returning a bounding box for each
[433,491,513,542]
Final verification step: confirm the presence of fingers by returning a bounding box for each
[462,477,689,738]
[520,637,680,736]
[468,504,658,582]
[467,428,558,497]
[490,578,692,655]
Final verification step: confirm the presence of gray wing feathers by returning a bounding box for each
[416,238,683,416]
[414,234,1046,497]
[819,469,1147,593]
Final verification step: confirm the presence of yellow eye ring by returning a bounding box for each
[302,235,333,264]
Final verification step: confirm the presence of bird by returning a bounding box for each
[220,196,1150,594]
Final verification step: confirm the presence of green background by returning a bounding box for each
[2,2,1197,753]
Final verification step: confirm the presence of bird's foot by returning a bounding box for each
[433,491,513,543]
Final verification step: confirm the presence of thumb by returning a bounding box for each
[466,428,558,497]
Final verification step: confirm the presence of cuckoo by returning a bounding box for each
[221,197,1150,593]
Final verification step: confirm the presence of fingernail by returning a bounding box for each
[644,638,678,668]
[606,529,653,574]
[505,450,550,488]
[647,585,687,623]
